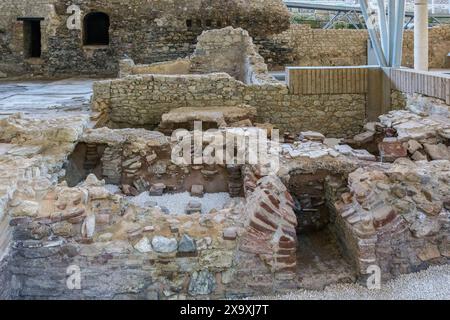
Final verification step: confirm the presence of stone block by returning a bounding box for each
[190,185,204,198]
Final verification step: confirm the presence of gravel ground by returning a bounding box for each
[129,191,236,215]
[256,265,450,300]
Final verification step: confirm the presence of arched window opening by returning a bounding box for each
[83,12,110,46]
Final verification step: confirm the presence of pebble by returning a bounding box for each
[253,265,450,300]
[128,192,236,215]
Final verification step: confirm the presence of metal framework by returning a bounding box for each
[357,0,406,67]
[285,1,450,29]
[322,9,362,29]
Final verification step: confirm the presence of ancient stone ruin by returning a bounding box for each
[0,1,449,301]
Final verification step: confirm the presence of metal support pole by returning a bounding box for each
[359,0,388,66]
[392,0,406,67]
[324,11,342,29]
[376,0,389,63]
[388,0,396,66]
[414,0,429,71]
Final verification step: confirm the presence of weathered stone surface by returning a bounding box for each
[134,237,153,254]
[424,144,450,160]
[149,183,166,196]
[379,141,408,162]
[186,201,202,215]
[240,174,297,275]
[93,27,367,138]
[353,131,375,144]
[411,150,428,161]
[190,185,204,198]
[9,201,39,218]
[418,245,441,261]
[178,235,197,253]
[223,227,238,241]
[188,270,217,296]
[152,236,178,254]
[334,160,450,276]
[407,140,423,154]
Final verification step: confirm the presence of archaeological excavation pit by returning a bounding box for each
[285,170,358,289]
[1,0,450,302]
[63,136,246,217]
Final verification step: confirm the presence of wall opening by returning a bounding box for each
[287,171,358,289]
[83,12,110,46]
[21,19,42,58]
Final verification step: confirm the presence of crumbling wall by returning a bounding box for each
[257,24,450,70]
[0,0,290,77]
[391,90,450,114]
[93,28,366,137]
[93,73,366,137]
[190,27,276,85]
[333,161,450,280]
[0,0,58,76]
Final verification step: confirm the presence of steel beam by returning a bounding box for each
[359,0,388,66]
[392,0,406,67]
[376,0,389,63]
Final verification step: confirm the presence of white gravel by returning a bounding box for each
[129,191,235,215]
[255,265,450,300]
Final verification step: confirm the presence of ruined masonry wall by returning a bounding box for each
[257,24,450,70]
[93,74,366,138]
[0,0,290,77]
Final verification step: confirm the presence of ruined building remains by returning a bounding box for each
[0,0,290,77]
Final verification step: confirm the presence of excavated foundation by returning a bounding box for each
[287,171,357,289]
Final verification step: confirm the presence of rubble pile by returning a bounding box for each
[347,102,450,163]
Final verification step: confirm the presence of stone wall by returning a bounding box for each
[0,0,290,77]
[332,162,450,279]
[93,27,366,138]
[391,90,450,113]
[93,73,366,138]
[257,24,450,70]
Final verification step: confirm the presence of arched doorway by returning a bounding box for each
[83,12,110,46]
